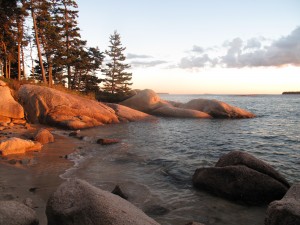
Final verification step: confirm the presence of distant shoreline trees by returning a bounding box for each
[0,0,132,100]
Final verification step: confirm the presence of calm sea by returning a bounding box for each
[62,94,300,225]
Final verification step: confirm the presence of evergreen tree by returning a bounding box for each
[102,31,132,94]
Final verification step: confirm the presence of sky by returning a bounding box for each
[77,0,300,94]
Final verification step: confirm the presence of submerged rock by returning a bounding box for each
[97,138,119,145]
[265,183,300,225]
[152,105,211,118]
[111,185,128,200]
[18,85,119,129]
[34,128,54,144]
[193,151,289,205]
[0,200,39,225]
[46,179,159,225]
[180,99,255,118]
[0,137,42,156]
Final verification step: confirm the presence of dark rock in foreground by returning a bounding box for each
[97,138,120,145]
[265,183,300,225]
[0,200,39,225]
[46,179,159,225]
[193,151,289,205]
[216,151,290,188]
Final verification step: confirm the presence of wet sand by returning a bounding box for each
[0,125,82,225]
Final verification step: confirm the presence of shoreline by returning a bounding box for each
[0,125,81,225]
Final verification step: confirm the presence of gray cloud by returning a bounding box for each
[131,60,168,68]
[179,26,300,69]
[127,53,152,59]
[191,45,204,53]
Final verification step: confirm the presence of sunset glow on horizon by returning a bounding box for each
[77,0,300,94]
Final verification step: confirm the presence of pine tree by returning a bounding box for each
[102,31,132,95]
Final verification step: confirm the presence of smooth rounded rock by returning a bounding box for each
[0,86,24,119]
[46,179,159,225]
[34,128,54,144]
[0,137,42,156]
[0,200,39,225]
[265,183,300,225]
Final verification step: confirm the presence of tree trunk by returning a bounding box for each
[21,45,26,79]
[48,63,53,87]
[31,0,47,84]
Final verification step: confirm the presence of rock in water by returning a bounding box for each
[106,103,156,122]
[0,201,39,225]
[152,105,211,118]
[120,89,171,113]
[265,183,300,225]
[0,85,24,119]
[18,84,119,129]
[180,98,255,118]
[216,151,290,188]
[34,128,54,144]
[193,166,288,205]
[97,138,119,145]
[111,185,128,200]
[0,137,42,156]
[193,151,289,205]
[46,179,159,225]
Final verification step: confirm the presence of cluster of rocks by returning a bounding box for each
[121,89,255,119]
[193,151,299,224]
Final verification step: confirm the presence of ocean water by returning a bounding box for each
[62,94,300,225]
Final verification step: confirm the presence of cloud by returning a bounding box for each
[191,45,204,53]
[179,26,300,69]
[127,53,152,59]
[131,60,168,68]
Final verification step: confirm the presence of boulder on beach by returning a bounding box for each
[152,105,212,118]
[0,200,39,225]
[193,151,289,205]
[18,85,119,129]
[120,89,171,113]
[34,128,54,144]
[46,179,159,225]
[0,84,24,119]
[106,103,156,122]
[180,99,255,118]
[0,137,42,156]
[265,183,300,225]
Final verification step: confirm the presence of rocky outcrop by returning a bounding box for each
[180,99,255,118]
[152,105,212,118]
[18,85,119,129]
[0,200,39,225]
[121,89,255,119]
[193,151,289,205]
[0,81,24,119]
[46,179,159,225]
[0,137,42,156]
[121,89,171,112]
[106,103,156,122]
[265,183,300,225]
[34,128,54,144]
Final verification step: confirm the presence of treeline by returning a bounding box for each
[0,0,132,99]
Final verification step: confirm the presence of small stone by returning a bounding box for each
[97,138,119,145]
[8,159,17,165]
[8,123,14,127]
[29,187,38,193]
[69,130,80,137]
[144,204,170,216]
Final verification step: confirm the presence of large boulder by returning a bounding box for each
[46,179,159,225]
[0,200,39,225]
[265,183,300,225]
[216,151,290,188]
[152,105,212,118]
[0,84,24,119]
[106,103,156,122]
[34,128,54,144]
[18,85,119,129]
[0,137,42,156]
[193,151,289,205]
[180,99,255,118]
[120,89,170,113]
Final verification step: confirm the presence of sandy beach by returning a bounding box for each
[0,125,81,225]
